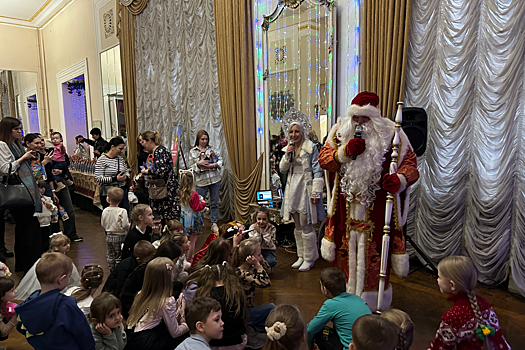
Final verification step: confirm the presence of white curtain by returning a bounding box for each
[404,0,525,295]
[134,0,234,221]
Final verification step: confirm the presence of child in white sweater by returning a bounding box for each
[34,180,58,251]
[101,187,130,270]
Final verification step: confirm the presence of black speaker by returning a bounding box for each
[393,107,427,157]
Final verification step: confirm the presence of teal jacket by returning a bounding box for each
[307,292,371,347]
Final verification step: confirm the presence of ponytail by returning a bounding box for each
[231,239,259,268]
[140,130,162,146]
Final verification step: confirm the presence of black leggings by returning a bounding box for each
[10,206,42,272]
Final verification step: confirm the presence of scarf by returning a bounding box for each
[9,140,42,213]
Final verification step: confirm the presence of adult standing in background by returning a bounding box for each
[95,137,130,211]
[139,131,180,221]
[189,130,223,233]
[0,117,43,272]
[279,108,325,272]
[79,127,108,158]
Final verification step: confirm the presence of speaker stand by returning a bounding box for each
[404,225,438,276]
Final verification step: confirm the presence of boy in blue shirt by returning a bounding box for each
[15,252,95,350]
[307,267,371,350]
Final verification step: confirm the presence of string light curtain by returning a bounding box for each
[404,0,525,295]
[361,0,412,120]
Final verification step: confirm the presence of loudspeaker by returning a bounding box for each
[393,107,427,157]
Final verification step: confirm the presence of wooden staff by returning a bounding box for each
[377,101,403,313]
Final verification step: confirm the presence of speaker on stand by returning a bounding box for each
[394,107,438,275]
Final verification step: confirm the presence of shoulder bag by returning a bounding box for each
[0,163,35,209]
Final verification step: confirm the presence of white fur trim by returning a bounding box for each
[397,174,407,193]
[347,231,358,294]
[311,178,324,196]
[355,231,366,296]
[321,238,336,262]
[337,144,352,164]
[347,104,381,119]
[302,230,319,263]
[361,284,393,313]
[391,252,410,278]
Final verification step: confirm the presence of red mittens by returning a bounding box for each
[382,173,401,193]
[345,138,366,157]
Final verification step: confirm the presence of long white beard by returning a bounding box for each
[338,118,393,206]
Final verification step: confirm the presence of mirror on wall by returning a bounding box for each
[100,45,125,140]
[262,0,335,190]
[0,70,39,134]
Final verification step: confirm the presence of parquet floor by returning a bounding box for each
[2,205,524,349]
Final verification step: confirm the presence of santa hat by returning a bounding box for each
[347,91,381,119]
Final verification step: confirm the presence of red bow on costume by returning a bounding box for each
[382,173,401,193]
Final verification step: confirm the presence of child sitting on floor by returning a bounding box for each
[428,255,510,350]
[380,308,414,350]
[248,207,277,268]
[350,314,398,350]
[307,267,371,350]
[16,233,80,301]
[262,304,305,350]
[15,252,95,350]
[175,296,224,350]
[232,239,273,338]
[65,264,104,317]
[0,277,18,341]
[153,219,184,249]
[90,292,127,350]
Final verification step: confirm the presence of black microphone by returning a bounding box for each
[351,124,363,160]
[288,140,295,162]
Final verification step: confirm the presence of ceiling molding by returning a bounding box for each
[0,0,72,28]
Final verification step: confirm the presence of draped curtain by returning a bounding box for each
[361,0,412,120]
[404,0,525,295]
[213,0,263,222]
[130,0,235,221]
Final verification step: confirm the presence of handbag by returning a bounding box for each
[146,178,167,200]
[0,163,35,210]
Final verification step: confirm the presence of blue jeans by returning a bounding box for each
[196,181,220,224]
[262,249,277,267]
[248,303,275,333]
[52,161,69,181]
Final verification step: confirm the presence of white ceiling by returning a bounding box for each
[0,0,72,28]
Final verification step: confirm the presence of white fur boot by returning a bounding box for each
[360,284,393,313]
[299,228,318,272]
[291,229,304,268]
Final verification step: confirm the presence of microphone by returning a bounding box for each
[288,140,295,162]
[351,124,363,160]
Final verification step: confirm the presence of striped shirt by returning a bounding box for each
[95,155,129,186]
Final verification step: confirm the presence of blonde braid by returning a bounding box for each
[467,290,484,325]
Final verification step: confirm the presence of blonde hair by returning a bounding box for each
[106,187,124,204]
[130,204,151,226]
[127,257,175,327]
[71,264,104,303]
[381,308,414,350]
[262,305,305,350]
[140,130,162,146]
[195,262,246,318]
[36,252,72,285]
[231,239,260,268]
[178,172,195,206]
[48,234,71,252]
[160,220,185,246]
[438,256,484,331]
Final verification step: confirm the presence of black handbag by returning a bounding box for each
[0,163,35,210]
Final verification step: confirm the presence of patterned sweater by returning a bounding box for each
[427,292,510,350]
[235,260,271,307]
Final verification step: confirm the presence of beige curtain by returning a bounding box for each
[213,0,262,221]
[117,0,149,174]
[362,0,412,119]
